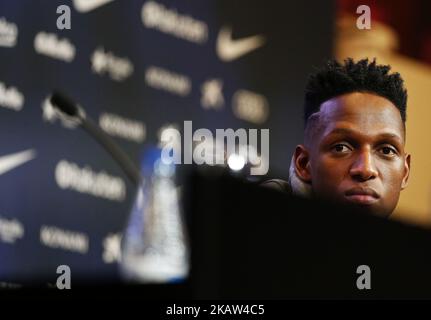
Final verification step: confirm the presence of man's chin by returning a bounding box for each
[313,192,393,218]
[320,194,392,218]
[342,200,392,218]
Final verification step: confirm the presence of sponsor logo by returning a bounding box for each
[200,79,224,110]
[91,47,134,81]
[40,225,89,254]
[42,96,84,129]
[34,32,75,62]
[102,232,122,264]
[0,282,22,289]
[142,1,208,44]
[55,160,126,201]
[0,82,24,111]
[232,90,269,124]
[73,0,114,13]
[145,66,191,96]
[99,113,146,143]
[0,216,24,244]
[0,149,36,176]
[0,17,18,47]
[216,26,266,62]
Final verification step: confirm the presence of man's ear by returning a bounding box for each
[294,144,312,183]
[401,153,411,190]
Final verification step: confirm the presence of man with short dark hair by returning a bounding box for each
[265,58,411,217]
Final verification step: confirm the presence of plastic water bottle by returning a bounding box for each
[119,147,189,283]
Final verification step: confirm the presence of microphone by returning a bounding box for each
[51,92,78,117]
[50,91,141,187]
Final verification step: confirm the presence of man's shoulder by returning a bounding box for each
[260,179,292,194]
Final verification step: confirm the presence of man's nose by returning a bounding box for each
[349,149,378,181]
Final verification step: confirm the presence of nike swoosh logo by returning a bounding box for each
[0,149,36,176]
[216,26,266,62]
[73,0,114,13]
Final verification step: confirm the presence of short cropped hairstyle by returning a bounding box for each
[304,58,408,124]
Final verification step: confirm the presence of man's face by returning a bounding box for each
[296,92,410,217]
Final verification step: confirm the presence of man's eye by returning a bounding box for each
[332,144,351,153]
[380,146,397,156]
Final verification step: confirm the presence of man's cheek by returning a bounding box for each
[317,161,340,180]
[315,167,337,191]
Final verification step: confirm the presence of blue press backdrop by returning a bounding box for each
[0,0,333,284]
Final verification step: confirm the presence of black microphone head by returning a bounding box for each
[50,91,79,117]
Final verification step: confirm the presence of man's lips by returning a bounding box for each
[344,187,380,205]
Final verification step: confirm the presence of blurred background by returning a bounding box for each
[0,0,430,283]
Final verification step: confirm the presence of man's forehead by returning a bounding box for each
[318,93,405,137]
[321,92,399,115]
[304,93,406,145]
[322,125,404,143]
